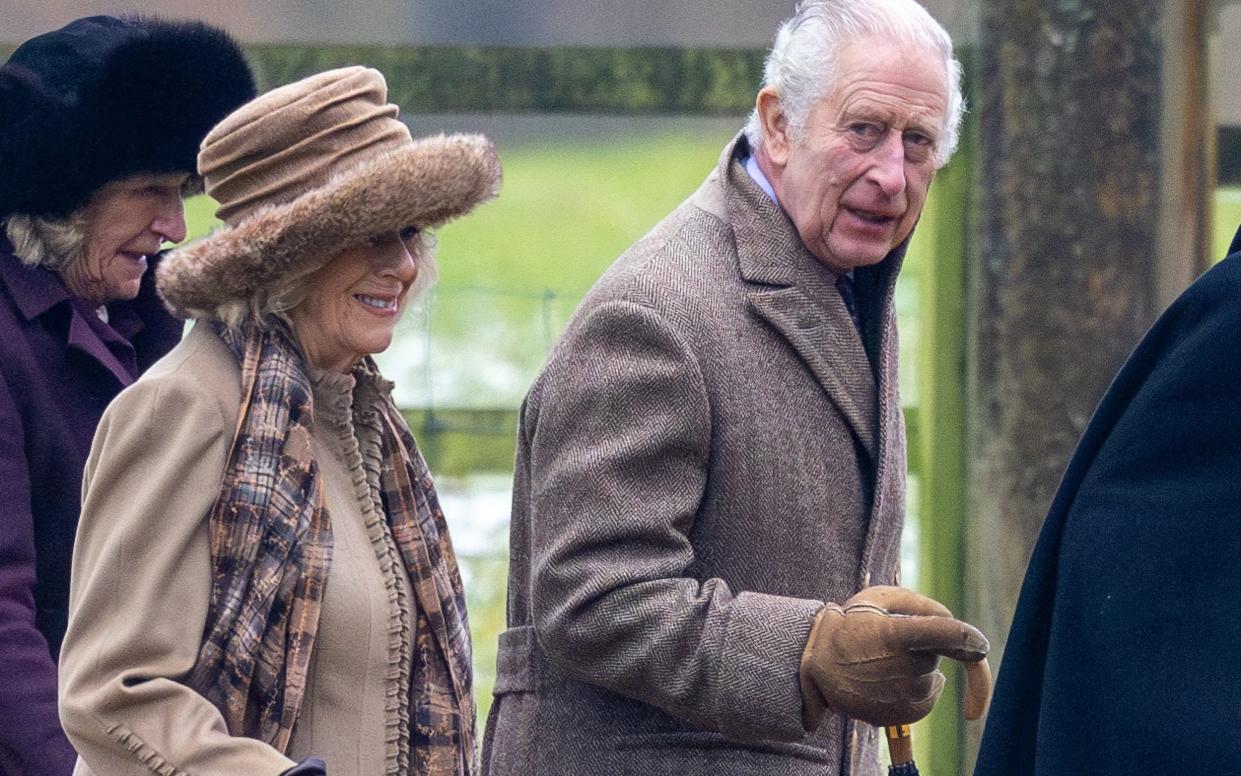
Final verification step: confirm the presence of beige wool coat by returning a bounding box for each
[59,322,419,776]
[480,135,909,776]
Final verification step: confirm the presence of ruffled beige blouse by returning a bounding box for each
[290,365,417,774]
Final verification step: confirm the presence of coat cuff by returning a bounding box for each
[713,591,823,741]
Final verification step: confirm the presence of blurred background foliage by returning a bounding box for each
[249,45,763,114]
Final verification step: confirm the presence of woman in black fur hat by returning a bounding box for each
[0,16,255,775]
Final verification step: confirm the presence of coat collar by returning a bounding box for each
[705,135,908,317]
[1,236,140,386]
[689,135,910,462]
[67,301,139,386]
[0,236,73,322]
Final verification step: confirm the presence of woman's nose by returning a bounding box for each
[151,200,188,245]
[376,235,417,284]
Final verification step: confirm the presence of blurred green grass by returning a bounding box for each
[185,133,737,298]
[436,136,732,297]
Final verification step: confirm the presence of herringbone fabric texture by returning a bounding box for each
[482,135,910,776]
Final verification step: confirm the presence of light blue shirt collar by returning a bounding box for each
[743,152,778,205]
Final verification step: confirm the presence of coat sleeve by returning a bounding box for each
[526,299,822,743]
[57,367,296,776]
[0,369,78,776]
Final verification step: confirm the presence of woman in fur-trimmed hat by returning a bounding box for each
[58,67,501,776]
[0,16,254,775]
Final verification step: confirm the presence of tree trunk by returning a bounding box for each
[966,0,1210,766]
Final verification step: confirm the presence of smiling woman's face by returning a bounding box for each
[289,229,420,374]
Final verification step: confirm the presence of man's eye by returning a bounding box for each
[903,132,936,162]
[849,123,884,142]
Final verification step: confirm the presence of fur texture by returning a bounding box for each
[157,133,502,320]
[0,16,256,219]
[0,62,75,220]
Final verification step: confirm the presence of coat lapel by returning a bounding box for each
[700,138,881,461]
[746,288,878,459]
[67,307,138,388]
[1,250,137,389]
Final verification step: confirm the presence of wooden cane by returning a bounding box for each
[884,657,992,774]
[885,723,916,766]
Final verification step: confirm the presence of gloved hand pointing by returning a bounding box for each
[799,585,990,728]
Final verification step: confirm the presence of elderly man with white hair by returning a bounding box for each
[481,2,989,774]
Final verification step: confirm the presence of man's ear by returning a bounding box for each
[756,87,791,168]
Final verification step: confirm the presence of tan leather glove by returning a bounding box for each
[799,585,990,728]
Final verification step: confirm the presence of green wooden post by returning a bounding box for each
[910,49,976,774]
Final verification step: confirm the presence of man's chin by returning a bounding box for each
[818,244,895,272]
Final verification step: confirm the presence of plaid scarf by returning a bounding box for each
[187,318,475,773]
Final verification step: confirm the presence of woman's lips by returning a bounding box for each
[354,293,399,314]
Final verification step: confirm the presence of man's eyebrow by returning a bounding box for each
[838,106,941,138]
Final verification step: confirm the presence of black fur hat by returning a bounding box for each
[0,15,256,220]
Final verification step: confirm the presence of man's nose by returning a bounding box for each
[867,132,908,197]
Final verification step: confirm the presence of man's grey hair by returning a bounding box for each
[743,0,964,169]
[4,213,87,271]
[214,231,440,332]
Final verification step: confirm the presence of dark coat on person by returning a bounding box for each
[973,227,1241,776]
[0,236,181,775]
[481,135,910,776]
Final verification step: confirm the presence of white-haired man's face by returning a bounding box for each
[757,34,949,274]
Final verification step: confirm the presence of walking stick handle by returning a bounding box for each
[883,657,991,771]
[964,657,993,721]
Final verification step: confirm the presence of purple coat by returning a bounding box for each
[0,237,181,775]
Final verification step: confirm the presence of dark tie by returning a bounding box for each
[836,273,863,334]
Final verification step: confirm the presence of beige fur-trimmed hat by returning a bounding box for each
[157,65,501,319]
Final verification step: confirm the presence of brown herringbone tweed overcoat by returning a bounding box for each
[482,135,909,776]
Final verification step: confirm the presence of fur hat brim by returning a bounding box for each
[157,132,501,319]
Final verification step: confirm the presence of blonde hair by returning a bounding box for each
[214,230,439,332]
[4,212,87,271]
